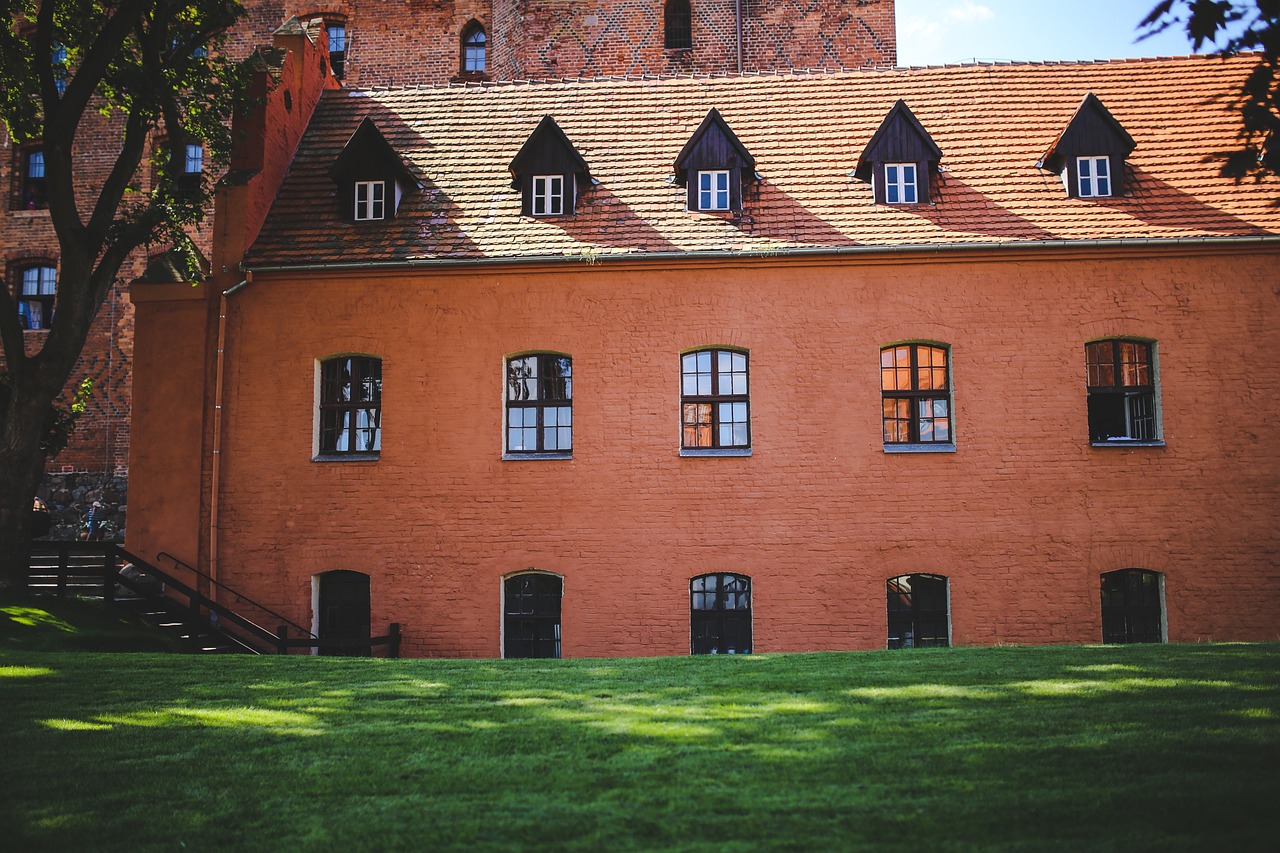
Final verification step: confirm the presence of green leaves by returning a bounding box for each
[1142,2,1280,186]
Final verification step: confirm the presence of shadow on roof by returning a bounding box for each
[913,173,1053,240]
[1098,166,1277,236]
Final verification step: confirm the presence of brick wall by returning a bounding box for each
[6,1,897,493]
[127,246,1280,657]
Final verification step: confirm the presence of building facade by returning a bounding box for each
[6,1,896,537]
[127,37,1280,656]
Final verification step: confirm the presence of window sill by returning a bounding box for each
[680,447,752,458]
[312,452,380,463]
[502,452,572,461]
[883,443,956,454]
[1090,440,1165,448]
[10,208,50,217]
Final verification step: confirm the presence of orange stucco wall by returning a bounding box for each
[129,245,1280,656]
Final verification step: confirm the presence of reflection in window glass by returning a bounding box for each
[506,353,572,454]
[319,356,382,455]
[1086,339,1157,442]
[881,344,950,444]
[681,349,749,449]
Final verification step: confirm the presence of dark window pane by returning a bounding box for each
[1101,570,1163,643]
[887,574,949,649]
[504,573,562,658]
[319,356,382,455]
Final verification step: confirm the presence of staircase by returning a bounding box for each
[24,543,399,656]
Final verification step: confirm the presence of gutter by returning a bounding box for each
[242,234,1280,276]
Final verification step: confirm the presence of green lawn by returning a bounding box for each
[1,642,1277,852]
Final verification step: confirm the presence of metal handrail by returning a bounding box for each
[155,549,315,639]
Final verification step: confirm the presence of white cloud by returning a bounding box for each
[947,2,995,24]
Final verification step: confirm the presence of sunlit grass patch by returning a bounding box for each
[1,643,1277,852]
[0,665,55,678]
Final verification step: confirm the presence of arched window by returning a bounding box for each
[887,574,950,649]
[462,22,486,73]
[504,572,562,658]
[15,264,57,330]
[316,570,371,657]
[1086,339,1160,443]
[1101,569,1164,643]
[691,573,751,654]
[326,21,347,80]
[317,355,382,457]
[665,0,693,50]
[881,343,952,446]
[506,353,572,455]
[681,348,749,450]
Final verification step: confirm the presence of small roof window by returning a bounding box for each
[854,100,942,205]
[674,108,756,213]
[1038,93,1136,199]
[329,117,421,222]
[509,115,591,217]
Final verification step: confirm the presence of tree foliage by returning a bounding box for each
[1142,1,1280,180]
[0,1,250,587]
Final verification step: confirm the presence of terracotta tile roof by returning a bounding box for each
[245,55,1280,268]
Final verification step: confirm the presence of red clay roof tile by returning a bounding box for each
[245,55,1280,268]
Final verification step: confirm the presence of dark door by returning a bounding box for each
[691,573,752,654]
[1101,569,1163,643]
[318,570,371,656]
[504,573,562,658]
[887,574,949,649]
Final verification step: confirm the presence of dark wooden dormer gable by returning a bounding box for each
[508,115,591,217]
[329,116,421,222]
[854,99,942,204]
[1038,93,1136,198]
[674,108,757,212]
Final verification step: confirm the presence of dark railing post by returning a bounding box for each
[388,623,401,659]
[276,626,288,655]
[102,548,115,604]
[57,545,68,598]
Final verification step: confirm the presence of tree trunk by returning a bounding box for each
[0,377,60,593]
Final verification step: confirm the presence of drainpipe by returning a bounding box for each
[208,281,245,595]
[736,0,745,74]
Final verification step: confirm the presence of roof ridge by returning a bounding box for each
[334,52,1248,95]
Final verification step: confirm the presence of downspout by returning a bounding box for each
[736,0,744,74]
[209,280,247,595]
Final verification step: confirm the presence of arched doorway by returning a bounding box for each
[887,573,950,649]
[316,570,371,656]
[690,573,752,654]
[1101,569,1165,643]
[503,572,562,658]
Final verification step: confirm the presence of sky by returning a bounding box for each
[895,0,1230,66]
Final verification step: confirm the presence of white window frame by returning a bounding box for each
[532,175,564,217]
[698,170,730,211]
[18,265,57,331]
[1077,156,1112,198]
[183,143,204,175]
[884,163,917,204]
[354,180,386,221]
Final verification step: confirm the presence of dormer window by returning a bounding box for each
[1039,93,1135,200]
[509,116,591,218]
[675,108,756,214]
[532,176,565,216]
[698,171,729,210]
[855,100,941,206]
[354,180,386,220]
[883,163,918,204]
[330,117,421,223]
[1077,156,1111,198]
